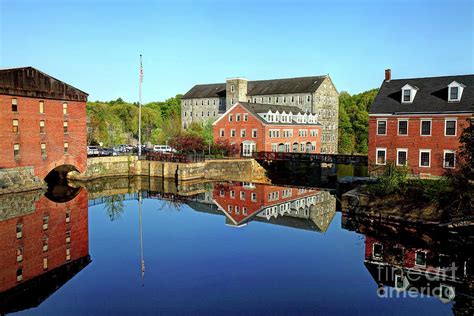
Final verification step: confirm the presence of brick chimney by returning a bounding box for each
[385,69,391,82]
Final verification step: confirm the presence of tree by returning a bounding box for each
[169,134,205,153]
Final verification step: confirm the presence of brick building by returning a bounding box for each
[212,101,322,156]
[369,70,473,177]
[0,189,90,313]
[182,76,339,153]
[0,67,88,179]
[212,181,335,231]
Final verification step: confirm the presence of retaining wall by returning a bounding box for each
[0,167,46,195]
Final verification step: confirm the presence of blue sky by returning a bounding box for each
[1,0,473,103]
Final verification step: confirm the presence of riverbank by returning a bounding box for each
[67,156,269,183]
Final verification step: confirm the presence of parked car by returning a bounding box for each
[99,148,116,156]
[153,145,176,153]
[87,146,100,156]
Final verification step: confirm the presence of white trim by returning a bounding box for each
[420,119,432,136]
[419,149,431,168]
[372,243,383,259]
[443,150,456,169]
[397,118,409,136]
[396,148,408,166]
[415,250,427,267]
[376,119,387,136]
[212,102,241,125]
[369,112,473,117]
[375,148,387,165]
[444,118,457,136]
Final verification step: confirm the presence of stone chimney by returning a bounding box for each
[226,78,248,110]
[385,69,391,82]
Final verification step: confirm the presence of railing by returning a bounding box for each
[146,152,205,163]
[250,151,368,165]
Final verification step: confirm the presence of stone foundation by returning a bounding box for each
[0,167,46,195]
[68,156,269,183]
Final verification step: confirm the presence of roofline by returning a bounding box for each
[382,73,474,82]
[212,102,241,125]
[0,66,89,96]
[369,111,474,116]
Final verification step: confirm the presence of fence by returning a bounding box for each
[145,152,205,163]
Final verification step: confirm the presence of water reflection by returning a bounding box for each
[342,212,474,315]
[0,188,90,314]
[1,176,472,315]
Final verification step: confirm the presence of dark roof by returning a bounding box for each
[238,102,321,126]
[182,83,226,99]
[0,67,88,102]
[182,76,327,99]
[370,74,474,114]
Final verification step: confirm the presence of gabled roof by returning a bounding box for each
[370,74,474,115]
[0,67,88,102]
[213,101,320,126]
[182,75,328,99]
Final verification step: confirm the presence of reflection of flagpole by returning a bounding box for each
[139,191,145,285]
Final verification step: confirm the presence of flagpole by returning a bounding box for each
[138,191,145,285]
[138,54,143,157]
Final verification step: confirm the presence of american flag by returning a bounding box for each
[140,54,143,83]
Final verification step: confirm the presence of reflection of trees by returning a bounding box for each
[104,195,125,221]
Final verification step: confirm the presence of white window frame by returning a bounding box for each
[443,150,456,169]
[415,250,427,267]
[240,129,246,138]
[420,119,432,136]
[419,149,431,168]
[376,148,387,166]
[230,129,236,137]
[396,148,408,166]
[372,243,383,259]
[220,128,225,137]
[252,129,257,138]
[376,119,387,136]
[444,118,457,137]
[397,119,409,136]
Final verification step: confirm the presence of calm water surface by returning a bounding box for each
[1,177,470,315]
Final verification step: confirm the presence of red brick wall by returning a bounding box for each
[368,114,472,176]
[0,189,89,293]
[213,103,322,154]
[0,95,87,179]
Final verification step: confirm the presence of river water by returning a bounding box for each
[0,176,471,315]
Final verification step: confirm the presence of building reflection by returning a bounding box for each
[342,212,474,314]
[0,188,90,314]
[192,181,336,232]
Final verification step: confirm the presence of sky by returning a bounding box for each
[0,0,473,103]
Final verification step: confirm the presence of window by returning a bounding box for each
[66,231,71,243]
[397,149,408,166]
[443,150,455,168]
[230,84,235,92]
[40,120,46,134]
[398,120,408,135]
[231,129,236,137]
[236,114,241,122]
[39,101,44,113]
[63,121,68,133]
[16,223,23,239]
[243,114,248,121]
[403,89,411,102]
[43,238,48,252]
[13,143,20,159]
[66,248,71,261]
[450,86,459,100]
[12,98,18,112]
[63,102,68,115]
[17,268,23,282]
[240,191,245,200]
[41,143,47,156]
[12,119,19,133]
[420,120,431,136]
[17,248,23,262]
[220,128,225,137]
[43,257,48,270]
[229,114,233,122]
[377,120,387,135]
[373,243,383,258]
[228,205,232,212]
[307,95,311,102]
[230,190,235,198]
[419,150,431,167]
[252,129,257,138]
[240,129,246,138]
[66,210,71,223]
[184,112,187,117]
[251,192,257,201]
[64,142,69,154]
[415,251,427,267]
[376,148,386,165]
[445,119,456,136]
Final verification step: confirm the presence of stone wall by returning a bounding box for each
[0,189,43,220]
[0,167,46,195]
[69,156,269,183]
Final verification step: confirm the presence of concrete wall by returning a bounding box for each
[69,156,269,183]
[0,167,46,195]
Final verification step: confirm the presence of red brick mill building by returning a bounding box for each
[369,70,473,177]
[0,67,88,179]
[213,102,322,156]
